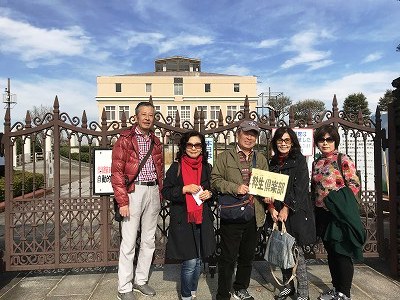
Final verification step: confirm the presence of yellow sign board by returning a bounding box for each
[249,168,289,201]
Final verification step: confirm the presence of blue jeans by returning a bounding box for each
[181,258,202,298]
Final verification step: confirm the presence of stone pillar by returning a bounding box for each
[388,76,400,277]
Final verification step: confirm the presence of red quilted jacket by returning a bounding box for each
[111,124,163,207]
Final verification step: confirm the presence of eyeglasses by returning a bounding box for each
[276,138,291,145]
[317,137,335,143]
[186,143,202,150]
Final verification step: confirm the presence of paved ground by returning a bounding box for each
[0,258,399,300]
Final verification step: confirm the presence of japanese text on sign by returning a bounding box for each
[249,168,289,201]
[93,149,114,195]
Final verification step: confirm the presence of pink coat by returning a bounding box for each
[111,124,163,207]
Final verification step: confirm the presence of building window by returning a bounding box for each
[146,83,152,93]
[227,105,237,118]
[197,106,208,119]
[210,106,220,120]
[174,77,183,95]
[167,105,178,122]
[119,106,130,120]
[205,83,211,93]
[181,106,191,122]
[234,83,240,92]
[116,83,122,92]
[154,105,161,113]
[105,106,116,120]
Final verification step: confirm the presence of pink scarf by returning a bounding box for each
[181,155,203,224]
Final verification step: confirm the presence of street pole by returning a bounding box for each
[5,78,11,110]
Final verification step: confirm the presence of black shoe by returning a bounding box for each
[275,287,295,300]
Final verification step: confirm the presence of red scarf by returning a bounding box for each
[181,155,203,224]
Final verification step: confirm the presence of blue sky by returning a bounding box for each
[0,0,399,129]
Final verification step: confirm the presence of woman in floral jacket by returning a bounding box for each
[312,125,361,300]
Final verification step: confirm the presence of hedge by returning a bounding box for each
[0,170,45,202]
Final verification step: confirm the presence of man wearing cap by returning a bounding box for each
[211,120,269,300]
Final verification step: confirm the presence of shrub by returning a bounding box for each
[60,146,91,163]
[0,170,45,201]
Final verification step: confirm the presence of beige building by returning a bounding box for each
[96,56,258,125]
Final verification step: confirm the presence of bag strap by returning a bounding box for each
[270,247,299,286]
[337,153,346,185]
[126,140,155,187]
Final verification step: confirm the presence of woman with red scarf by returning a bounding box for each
[162,131,216,300]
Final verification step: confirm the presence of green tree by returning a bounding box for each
[266,95,292,120]
[378,89,394,111]
[343,92,371,119]
[292,99,326,121]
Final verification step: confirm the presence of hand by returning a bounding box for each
[278,206,289,222]
[269,208,279,222]
[183,184,201,194]
[119,205,129,218]
[199,190,213,201]
[237,184,249,195]
[263,197,274,204]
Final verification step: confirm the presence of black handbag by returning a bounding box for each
[218,194,254,222]
[217,151,257,223]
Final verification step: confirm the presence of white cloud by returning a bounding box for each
[0,77,98,130]
[0,16,91,62]
[219,65,251,76]
[112,30,213,54]
[158,34,213,54]
[256,39,281,49]
[281,29,333,71]
[264,71,397,112]
[362,52,383,63]
[307,59,334,71]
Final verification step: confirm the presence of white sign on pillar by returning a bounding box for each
[13,143,17,167]
[46,135,54,187]
[205,137,214,165]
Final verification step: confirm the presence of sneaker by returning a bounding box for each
[233,289,254,300]
[332,292,351,300]
[275,287,295,300]
[132,283,156,296]
[117,291,136,300]
[318,288,336,300]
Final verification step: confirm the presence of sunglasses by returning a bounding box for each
[186,143,202,150]
[277,138,291,145]
[317,137,335,143]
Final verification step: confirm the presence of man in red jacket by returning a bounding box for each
[111,102,164,300]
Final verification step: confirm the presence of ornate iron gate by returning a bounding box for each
[1,95,383,271]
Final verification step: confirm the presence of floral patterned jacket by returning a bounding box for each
[311,150,360,209]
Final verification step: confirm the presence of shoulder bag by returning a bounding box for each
[217,152,257,223]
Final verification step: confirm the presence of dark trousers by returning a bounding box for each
[216,217,257,300]
[316,207,354,298]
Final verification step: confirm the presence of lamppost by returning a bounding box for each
[257,88,283,119]
[3,78,17,111]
